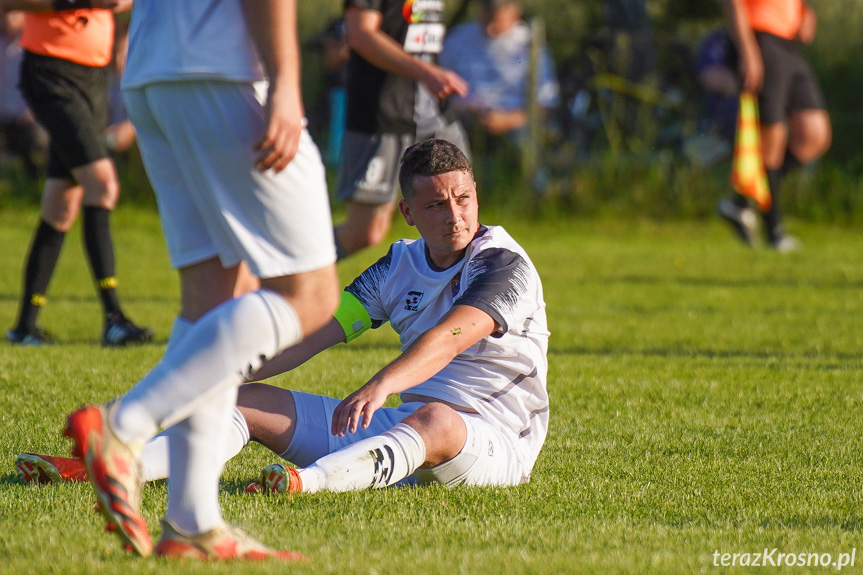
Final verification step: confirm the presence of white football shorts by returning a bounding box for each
[284,391,529,487]
[125,81,336,278]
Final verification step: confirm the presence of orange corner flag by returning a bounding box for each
[731,92,771,212]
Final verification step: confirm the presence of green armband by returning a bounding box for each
[334,291,372,343]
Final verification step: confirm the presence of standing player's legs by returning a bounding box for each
[333,132,411,258]
[10,53,151,345]
[756,33,830,250]
[787,108,831,166]
[8,176,79,344]
[67,81,338,555]
[334,201,399,259]
[332,124,470,259]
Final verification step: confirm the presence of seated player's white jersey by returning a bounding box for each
[345,225,549,474]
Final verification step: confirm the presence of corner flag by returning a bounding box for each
[731,92,771,212]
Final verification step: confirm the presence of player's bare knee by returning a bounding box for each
[82,181,120,209]
[41,202,79,232]
[237,383,297,451]
[405,402,467,463]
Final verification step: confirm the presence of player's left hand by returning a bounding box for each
[332,382,389,437]
[255,83,304,173]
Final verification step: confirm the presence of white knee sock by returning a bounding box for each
[140,407,249,482]
[297,423,426,493]
[111,289,302,443]
[164,316,193,354]
[165,386,237,535]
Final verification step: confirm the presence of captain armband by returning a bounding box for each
[334,291,372,343]
[53,0,92,11]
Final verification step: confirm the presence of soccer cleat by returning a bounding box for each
[6,326,50,346]
[15,453,88,484]
[64,404,152,556]
[154,519,308,562]
[102,316,154,347]
[258,464,303,494]
[717,197,758,246]
[244,482,264,494]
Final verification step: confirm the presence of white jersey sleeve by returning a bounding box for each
[344,247,393,328]
[455,247,535,337]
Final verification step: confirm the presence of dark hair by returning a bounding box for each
[398,139,473,200]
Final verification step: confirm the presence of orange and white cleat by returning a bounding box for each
[258,464,303,494]
[16,453,89,484]
[154,519,307,562]
[64,403,152,557]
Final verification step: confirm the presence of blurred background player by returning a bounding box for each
[1,0,152,346]
[332,0,472,259]
[717,0,831,252]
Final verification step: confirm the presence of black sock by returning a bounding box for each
[16,220,65,332]
[763,168,783,243]
[82,206,122,320]
[781,148,801,176]
[731,194,750,209]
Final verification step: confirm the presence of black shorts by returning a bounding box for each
[756,32,825,125]
[18,51,109,179]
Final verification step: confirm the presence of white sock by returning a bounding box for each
[111,289,302,443]
[165,386,237,535]
[165,316,193,354]
[297,423,426,493]
[140,407,249,482]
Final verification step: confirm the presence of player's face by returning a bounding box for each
[399,170,479,269]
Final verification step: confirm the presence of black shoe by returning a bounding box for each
[102,316,154,347]
[6,326,50,346]
[717,197,758,246]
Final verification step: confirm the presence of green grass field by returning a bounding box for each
[1,206,861,574]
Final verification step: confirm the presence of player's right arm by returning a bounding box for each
[722,0,763,92]
[247,292,373,381]
[241,0,304,173]
[344,5,467,100]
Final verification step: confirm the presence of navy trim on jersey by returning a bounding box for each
[456,247,531,336]
[345,245,393,328]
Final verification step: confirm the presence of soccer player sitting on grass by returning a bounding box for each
[18,139,549,516]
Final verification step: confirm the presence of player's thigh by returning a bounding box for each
[283,391,422,468]
[124,87,216,270]
[335,131,412,205]
[413,413,527,487]
[788,108,831,162]
[140,81,335,278]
